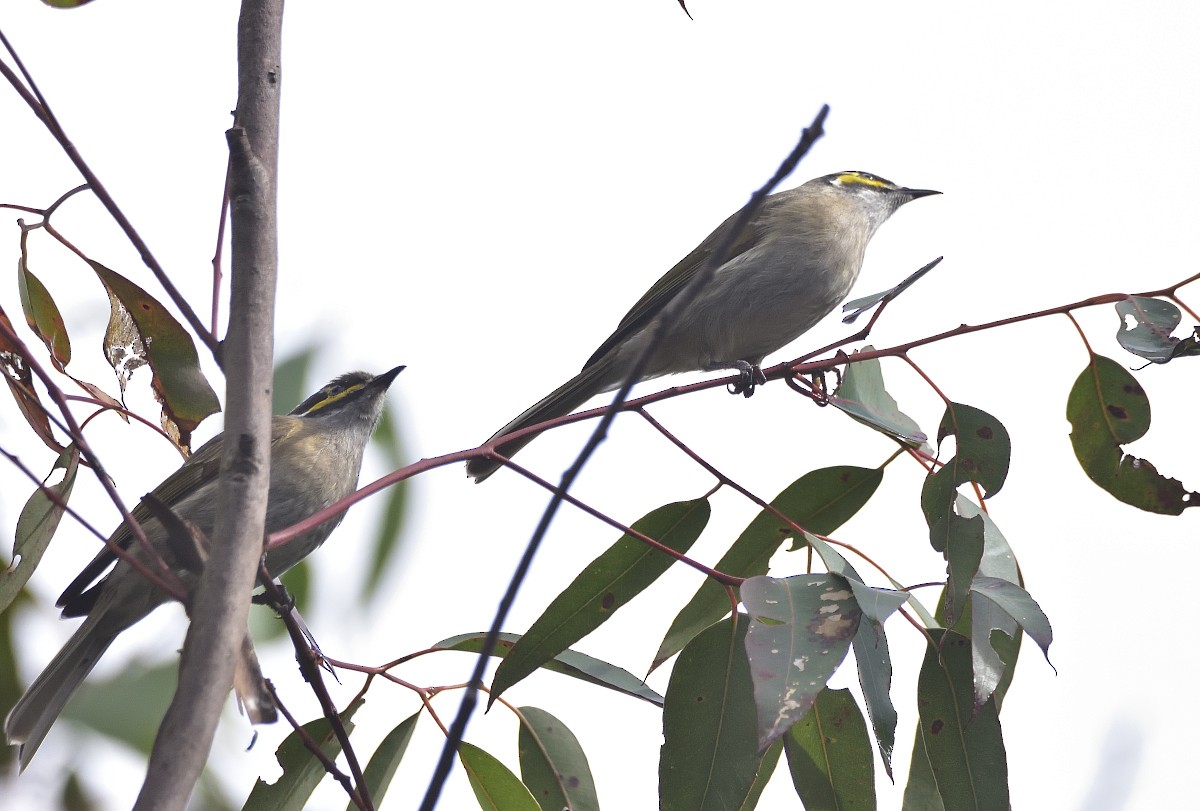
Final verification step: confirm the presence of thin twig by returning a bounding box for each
[256,571,372,811]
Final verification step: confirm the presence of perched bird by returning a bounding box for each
[5,365,404,769]
[467,171,939,481]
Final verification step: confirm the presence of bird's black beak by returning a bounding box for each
[903,187,942,200]
[372,365,406,390]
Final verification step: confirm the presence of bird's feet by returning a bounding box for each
[251,584,296,616]
[727,361,766,398]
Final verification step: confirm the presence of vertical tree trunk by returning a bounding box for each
[134,1,283,807]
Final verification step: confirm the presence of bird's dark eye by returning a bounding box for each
[327,385,344,396]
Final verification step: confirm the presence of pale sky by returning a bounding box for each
[2,2,1198,809]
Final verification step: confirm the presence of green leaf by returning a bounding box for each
[1,446,79,613]
[67,660,179,756]
[828,350,928,447]
[738,740,782,811]
[742,575,861,750]
[1115,296,1200,363]
[89,260,220,453]
[0,306,67,453]
[783,688,876,810]
[517,706,600,811]
[243,700,361,811]
[654,467,881,671]
[901,728,945,811]
[919,464,957,534]
[803,534,909,623]
[433,632,662,706]
[841,257,943,325]
[957,499,1021,709]
[346,711,420,811]
[18,260,71,368]
[851,614,896,780]
[909,630,1009,811]
[969,576,1052,666]
[660,615,760,811]
[492,498,709,702]
[459,742,540,811]
[800,535,903,778]
[940,513,985,629]
[936,403,1011,499]
[1066,353,1197,513]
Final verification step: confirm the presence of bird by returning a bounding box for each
[466,170,939,481]
[5,364,404,769]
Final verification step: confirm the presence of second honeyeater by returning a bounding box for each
[5,365,404,769]
[467,171,939,481]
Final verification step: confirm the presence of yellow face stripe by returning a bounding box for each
[305,381,369,415]
[834,171,893,190]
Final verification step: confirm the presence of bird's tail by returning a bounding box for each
[5,611,120,770]
[467,356,621,482]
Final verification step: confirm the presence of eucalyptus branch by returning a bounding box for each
[135,1,283,805]
[256,570,372,811]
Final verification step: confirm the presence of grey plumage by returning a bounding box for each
[5,365,403,769]
[467,171,938,481]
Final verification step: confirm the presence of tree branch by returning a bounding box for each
[133,1,282,807]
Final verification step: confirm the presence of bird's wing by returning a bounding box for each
[582,197,775,370]
[56,419,304,616]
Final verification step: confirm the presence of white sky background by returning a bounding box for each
[2,1,1199,809]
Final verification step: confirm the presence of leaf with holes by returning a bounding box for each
[936,403,1010,499]
[803,533,906,779]
[958,499,1022,709]
[970,576,1052,667]
[741,575,861,751]
[653,466,881,671]
[1067,353,1197,513]
[1115,296,1200,363]
[89,261,220,453]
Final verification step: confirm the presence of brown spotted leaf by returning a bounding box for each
[89,261,219,453]
[0,306,66,453]
[1067,353,1197,514]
